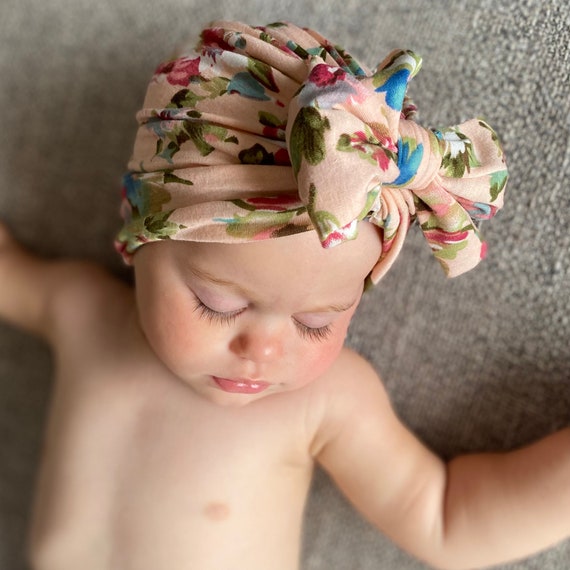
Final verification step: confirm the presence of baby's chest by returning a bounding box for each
[114,401,312,522]
[30,373,313,569]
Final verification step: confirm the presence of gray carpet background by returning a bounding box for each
[1,0,569,568]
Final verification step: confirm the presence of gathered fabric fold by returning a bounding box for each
[117,20,508,282]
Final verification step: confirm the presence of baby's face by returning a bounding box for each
[133,223,382,406]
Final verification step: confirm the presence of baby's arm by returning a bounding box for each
[0,222,56,338]
[0,222,114,344]
[313,349,570,570]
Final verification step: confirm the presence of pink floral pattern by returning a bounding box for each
[155,56,201,86]
[117,21,508,282]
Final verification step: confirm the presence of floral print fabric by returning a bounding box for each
[116,20,508,282]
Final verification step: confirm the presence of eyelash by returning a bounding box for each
[293,320,333,343]
[193,299,333,342]
[193,299,244,325]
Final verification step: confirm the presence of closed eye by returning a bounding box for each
[293,319,333,342]
[194,297,333,342]
[193,299,245,325]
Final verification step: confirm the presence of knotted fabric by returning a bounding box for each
[116,20,508,282]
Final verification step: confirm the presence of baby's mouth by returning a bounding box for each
[212,376,271,394]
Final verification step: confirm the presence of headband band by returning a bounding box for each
[116,20,508,282]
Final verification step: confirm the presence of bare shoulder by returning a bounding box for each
[313,347,391,411]
[306,347,394,455]
[46,260,134,346]
[0,221,134,344]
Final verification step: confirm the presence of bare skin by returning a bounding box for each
[0,221,569,570]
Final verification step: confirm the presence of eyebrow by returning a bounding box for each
[189,265,245,290]
[302,300,357,313]
[188,265,357,313]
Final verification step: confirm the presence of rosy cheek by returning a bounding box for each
[301,332,346,381]
[143,297,200,365]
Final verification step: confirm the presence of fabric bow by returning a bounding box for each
[286,51,508,281]
[116,21,508,283]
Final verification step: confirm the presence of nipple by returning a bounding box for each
[203,501,231,522]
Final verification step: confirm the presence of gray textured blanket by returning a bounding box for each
[1,0,569,568]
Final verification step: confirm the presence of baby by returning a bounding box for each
[1,20,569,570]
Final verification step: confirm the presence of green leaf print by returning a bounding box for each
[289,107,331,176]
[258,111,285,128]
[336,133,352,151]
[168,88,205,109]
[306,183,342,237]
[144,211,186,240]
[201,76,230,98]
[247,59,279,92]
[133,179,173,217]
[166,77,229,110]
[181,121,234,157]
[286,42,310,60]
[439,129,480,178]
[336,124,397,168]
[433,239,469,260]
[238,143,275,165]
[223,209,304,239]
[357,186,381,220]
[154,120,237,161]
[490,170,508,202]
[157,139,182,162]
[478,119,505,158]
[333,44,366,76]
[164,170,194,186]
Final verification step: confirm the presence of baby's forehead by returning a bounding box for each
[150,223,381,289]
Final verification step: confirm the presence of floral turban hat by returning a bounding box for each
[116,20,508,283]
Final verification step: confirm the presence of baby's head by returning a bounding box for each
[133,222,381,406]
[117,21,508,404]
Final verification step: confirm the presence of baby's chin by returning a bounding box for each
[185,380,281,408]
[203,391,264,408]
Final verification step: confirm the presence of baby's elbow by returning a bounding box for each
[397,520,476,570]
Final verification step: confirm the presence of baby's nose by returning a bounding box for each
[230,327,283,363]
